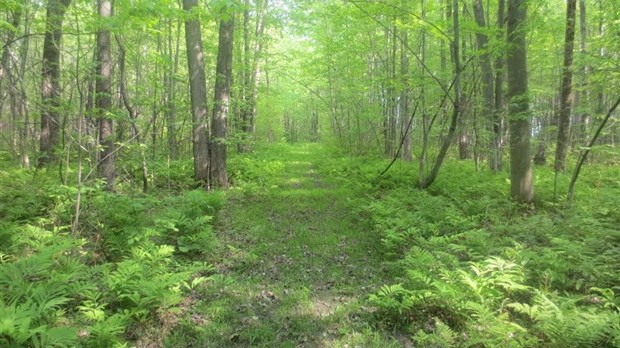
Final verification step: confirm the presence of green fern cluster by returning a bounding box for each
[0,169,221,347]
[346,159,620,347]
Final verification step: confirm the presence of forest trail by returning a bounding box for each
[188,144,391,347]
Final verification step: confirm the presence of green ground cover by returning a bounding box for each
[1,143,619,347]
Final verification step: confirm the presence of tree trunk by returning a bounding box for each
[507,0,534,202]
[165,18,181,160]
[554,0,577,172]
[96,0,115,191]
[575,0,589,145]
[418,0,429,187]
[400,29,412,161]
[0,8,23,162]
[39,0,72,167]
[493,0,506,172]
[420,0,461,188]
[472,0,497,171]
[183,0,210,186]
[211,16,234,188]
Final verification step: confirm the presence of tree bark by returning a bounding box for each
[39,0,72,167]
[96,0,115,191]
[493,0,506,171]
[472,0,497,171]
[165,18,181,160]
[183,0,210,186]
[211,16,234,188]
[507,0,534,202]
[400,29,412,161]
[575,0,589,144]
[554,0,577,172]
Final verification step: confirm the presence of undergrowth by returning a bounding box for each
[318,156,620,347]
[0,166,223,347]
[2,144,619,347]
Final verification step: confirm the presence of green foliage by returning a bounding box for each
[0,167,221,347]
[324,155,620,347]
[228,145,288,191]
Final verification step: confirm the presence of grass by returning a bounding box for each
[166,143,402,347]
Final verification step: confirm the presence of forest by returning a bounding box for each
[0,0,619,347]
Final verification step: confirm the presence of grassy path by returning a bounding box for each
[168,144,398,347]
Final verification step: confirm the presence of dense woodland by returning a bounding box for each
[1,0,619,347]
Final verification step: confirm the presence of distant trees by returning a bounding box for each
[0,0,619,200]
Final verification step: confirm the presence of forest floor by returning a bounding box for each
[166,144,403,347]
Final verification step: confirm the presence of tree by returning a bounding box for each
[506,0,533,202]
[211,14,234,188]
[238,0,268,153]
[183,0,210,186]
[472,0,498,172]
[554,0,577,172]
[400,28,412,161]
[96,0,115,191]
[419,0,462,189]
[39,0,72,167]
[493,0,506,172]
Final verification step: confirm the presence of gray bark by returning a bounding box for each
[493,0,506,172]
[554,0,577,172]
[472,0,498,171]
[400,29,412,161]
[211,16,234,188]
[507,0,534,202]
[183,0,210,186]
[39,0,72,167]
[96,0,115,191]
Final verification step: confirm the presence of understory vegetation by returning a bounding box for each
[0,165,224,347]
[1,143,619,347]
[321,151,620,347]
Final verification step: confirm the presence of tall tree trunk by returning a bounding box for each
[183,0,210,186]
[554,0,577,172]
[493,0,506,172]
[0,8,21,122]
[165,18,181,160]
[575,0,589,144]
[0,8,23,162]
[507,0,533,202]
[418,0,429,187]
[472,0,497,171]
[96,0,115,191]
[211,16,234,188]
[400,29,412,161]
[39,0,72,167]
